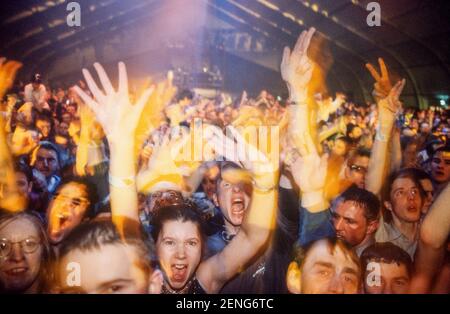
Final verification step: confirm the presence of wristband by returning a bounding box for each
[109,174,136,189]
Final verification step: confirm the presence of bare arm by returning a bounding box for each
[410,183,450,293]
[196,126,278,293]
[74,62,153,229]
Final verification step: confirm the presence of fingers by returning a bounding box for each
[365,63,381,82]
[281,46,290,68]
[93,62,115,95]
[73,85,100,117]
[378,58,389,79]
[293,30,306,56]
[390,78,406,99]
[118,61,129,97]
[301,27,316,54]
[135,86,155,115]
[82,68,105,103]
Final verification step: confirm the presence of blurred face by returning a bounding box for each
[387,177,423,223]
[431,151,450,183]
[345,156,369,189]
[18,108,33,126]
[402,143,418,168]
[331,201,370,247]
[36,120,51,138]
[34,148,59,178]
[201,166,219,200]
[0,218,43,293]
[57,244,152,294]
[350,127,362,140]
[61,113,72,124]
[47,182,89,245]
[156,220,202,291]
[57,122,69,136]
[420,179,433,214]
[300,240,360,294]
[364,262,410,294]
[15,172,32,198]
[214,178,251,227]
[332,140,347,157]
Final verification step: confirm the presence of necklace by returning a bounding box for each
[161,279,194,294]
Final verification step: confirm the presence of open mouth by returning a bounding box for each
[171,264,188,282]
[407,205,417,213]
[5,267,28,276]
[231,197,245,216]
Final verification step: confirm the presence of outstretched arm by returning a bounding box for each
[197,126,279,293]
[365,58,405,195]
[74,62,153,230]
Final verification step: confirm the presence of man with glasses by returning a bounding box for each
[343,148,370,189]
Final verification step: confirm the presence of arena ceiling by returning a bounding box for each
[1,0,449,107]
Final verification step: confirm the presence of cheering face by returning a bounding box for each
[331,201,369,247]
[214,178,251,227]
[364,262,410,294]
[300,240,360,294]
[0,218,43,293]
[57,244,154,294]
[156,220,202,291]
[34,148,59,178]
[345,156,369,189]
[47,182,90,245]
[387,177,423,223]
[431,151,450,184]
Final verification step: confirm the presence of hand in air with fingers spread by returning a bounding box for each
[73,62,154,143]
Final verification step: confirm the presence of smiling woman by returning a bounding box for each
[0,211,53,293]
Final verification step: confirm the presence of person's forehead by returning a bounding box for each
[334,201,365,218]
[0,218,40,240]
[392,177,417,190]
[58,182,88,197]
[160,220,200,240]
[304,241,358,271]
[37,148,57,157]
[434,151,450,161]
[353,155,369,165]
[372,261,410,278]
[15,171,28,182]
[59,244,141,289]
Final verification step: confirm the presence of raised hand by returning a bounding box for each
[0,58,22,99]
[377,79,406,136]
[366,57,393,101]
[291,131,328,196]
[281,27,316,102]
[205,125,279,190]
[73,62,154,143]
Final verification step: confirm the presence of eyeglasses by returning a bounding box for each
[0,237,41,258]
[349,164,368,174]
[53,193,90,207]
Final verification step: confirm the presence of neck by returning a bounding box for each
[224,219,240,236]
[392,215,418,241]
[355,234,375,256]
[23,277,41,294]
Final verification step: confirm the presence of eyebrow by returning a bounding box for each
[342,267,359,276]
[313,261,333,269]
[98,279,133,290]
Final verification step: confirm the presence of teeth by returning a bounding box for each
[173,265,186,270]
[10,268,26,274]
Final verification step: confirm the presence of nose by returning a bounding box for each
[175,243,186,259]
[334,217,344,231]
[9,243,25,262]
[328,275,344,294]
[232,184,243,193]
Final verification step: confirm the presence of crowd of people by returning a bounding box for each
[0,27,449,294]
